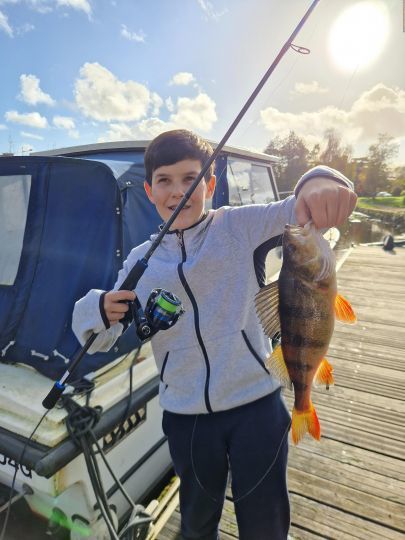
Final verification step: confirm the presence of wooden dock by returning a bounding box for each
[159,245,405,540]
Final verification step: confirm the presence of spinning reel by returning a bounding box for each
[131,288,185,340]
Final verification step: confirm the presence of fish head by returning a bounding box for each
[283,223,335,282]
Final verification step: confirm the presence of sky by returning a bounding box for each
[0,0,404,166]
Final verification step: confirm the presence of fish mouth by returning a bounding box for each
[284,223,310,238]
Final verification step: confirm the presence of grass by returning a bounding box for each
[357,196,405,211]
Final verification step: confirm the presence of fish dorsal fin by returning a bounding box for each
[255,281,281,339]
[334,293,357,324]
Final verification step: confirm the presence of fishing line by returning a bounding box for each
[235,5,322,146]
[231,417,291,503]
[189,414,292,504]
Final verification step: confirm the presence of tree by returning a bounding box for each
[390,166,405,196]
[307,143,321,169]
[264,131,309,193]
[364,134,399,196]
[319,129,352,177]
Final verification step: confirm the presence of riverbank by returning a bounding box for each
[356,199,405,227]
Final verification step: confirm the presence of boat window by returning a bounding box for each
[0,174,31,286]
[227,159,276,206]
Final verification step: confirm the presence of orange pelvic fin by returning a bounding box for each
[335,293,357,324]
[291,402,321,445]
[314,358,334,389]
[265,343,292,389]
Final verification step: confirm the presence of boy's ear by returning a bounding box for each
[144,181,154,203]
[206,175,216,198]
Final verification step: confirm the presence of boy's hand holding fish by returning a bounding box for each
[295,176,357,228]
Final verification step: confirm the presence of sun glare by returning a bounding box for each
[328,1,389,72]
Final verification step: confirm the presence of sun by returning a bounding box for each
[328,1,389,72]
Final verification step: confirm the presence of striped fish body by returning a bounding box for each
[255,223,356,444]
[278,260,336,412]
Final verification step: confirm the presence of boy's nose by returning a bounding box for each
[172,183,185,197]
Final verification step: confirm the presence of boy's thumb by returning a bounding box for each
[295,199,311,226]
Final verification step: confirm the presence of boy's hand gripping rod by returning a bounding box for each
[43,0,320,409]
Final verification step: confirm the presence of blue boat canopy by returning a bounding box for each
[0,154,164,380]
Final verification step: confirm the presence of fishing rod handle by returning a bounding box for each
[42,332,99,409]
[42,381,66,410]
[118,258,148,291]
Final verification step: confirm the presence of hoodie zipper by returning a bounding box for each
[176,230,213,413]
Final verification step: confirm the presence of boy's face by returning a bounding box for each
[144,159,216,230]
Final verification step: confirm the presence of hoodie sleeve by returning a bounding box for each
[225,165,353,250]
[71,289,125,353]
[71,243,148,354]
[294,165,354,196]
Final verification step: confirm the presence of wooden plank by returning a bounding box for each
[291,436,405,483]
[290,493,405,540]
[288,468,405,530]
[288,447,405,505]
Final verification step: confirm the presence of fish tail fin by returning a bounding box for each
[314,358,334,389]
[335,293,357,324]
[292,402,321,445]
[265,343,292,389]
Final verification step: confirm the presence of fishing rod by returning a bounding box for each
[0,4,323,540]
[42,0,321,410]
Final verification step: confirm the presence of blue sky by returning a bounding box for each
[1,0,404,165]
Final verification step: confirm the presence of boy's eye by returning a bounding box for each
[185,176,195,182]
[157,177,169,183]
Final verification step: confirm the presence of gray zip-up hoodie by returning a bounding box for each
[72,166,353,414]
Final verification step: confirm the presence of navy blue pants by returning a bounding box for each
[162,389,291,540]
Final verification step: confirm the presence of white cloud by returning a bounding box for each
[0,124,7,130]
[196,0,227,21]
[260,83,405,151]
[350,84,405,140]
[16,22,35,34]
[0,0,91,15]
[53,115,79,138]
[170,93,217,132]
[100,92,218,141]
[53,115,75,130]
[0,10,13,36]
[5,110,48,128]
[19,74,55,106]
[74,62,155,122]
[151,92,163,116]
[100,117,172,142]
[292,81,329,95]
[57,0,91,16]
[166,97,174,112]
[21,130,44,140]
[169,72,196,86]
[120,24,145,43]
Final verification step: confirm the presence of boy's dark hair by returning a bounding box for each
[144,129,214,185]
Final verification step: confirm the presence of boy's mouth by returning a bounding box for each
[168,205,191,211]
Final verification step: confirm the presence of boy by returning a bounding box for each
[73,129,356,540]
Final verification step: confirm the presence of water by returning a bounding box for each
[336,211,405,250]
